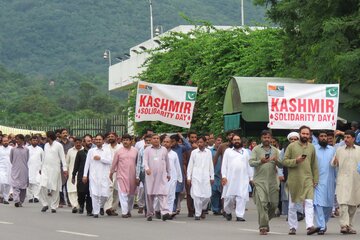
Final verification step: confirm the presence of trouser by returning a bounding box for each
[118,191,135,215]
[147,194,169,217]
[185,181,195,215]
[92,195,108,215]
[254,197,277,228]
[314,205,332,230]
[211,189,222,213]
[339,204,357,227]
[288,193,314,229]
[167,181,177,213]
[39,187,60,210]
[193,196,210,217]
[77,191,92,214]
[0,183,11,201]
[68,192,79,208]
[13,187,26,204]
[60,183,70,205]
[27,183,40,200]
[224,196,247,218]
[104,176,119,211]
[137,182,145,208]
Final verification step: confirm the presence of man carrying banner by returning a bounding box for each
[283,126,319,235]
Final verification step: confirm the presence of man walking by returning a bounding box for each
[27,136,43,203]
[0,136,12,204]
[250,130,281,235]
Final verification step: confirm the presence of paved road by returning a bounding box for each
[0,199,359,240]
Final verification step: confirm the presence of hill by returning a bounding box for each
[0,0,266,76]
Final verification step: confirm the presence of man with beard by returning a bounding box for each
[283,126,319,235]
[313,130,336,235]
[221,134,252,222]
[72,134,93,216]
[0,136,12,204]
[250,130,281,235]
[331,130,360,234]
[27,136,43,203]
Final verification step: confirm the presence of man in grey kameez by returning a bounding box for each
[10,134,29,207]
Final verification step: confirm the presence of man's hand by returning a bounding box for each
[261,157,270,164]
[270,157,278,163]
[94,155,100,161]
[221,177,227,186]
[167,176,171,181]
[332,157,339,166]
[109,173,113,181]
[136,179,140,186]
[146,169,151,175]
[313,182,318,188]
[210,179,214,185]
[71,177,75,185]
[296,155,306,164]
[82,176,88,184]
[39,170,41,175]
[63,171,68,178]
[278,176,285,182]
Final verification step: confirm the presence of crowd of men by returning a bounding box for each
[0,122,360,236]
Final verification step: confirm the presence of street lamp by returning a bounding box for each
[148,0,154,39]
[103,49,111,66]
[240,0,244,26]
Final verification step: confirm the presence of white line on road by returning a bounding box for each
[0,221,14,225]
[153,219,187,224]
[239,228,286,235]
[56,230,99,237]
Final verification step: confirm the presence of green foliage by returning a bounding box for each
[128,27,285,135]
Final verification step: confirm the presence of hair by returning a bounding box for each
[326,131,335,137]
[95,133,105,140]
[299,125,311,132]
[74,137,82,142]
[260,130,272,136]
[83,134,93,140]
[160,134,167,143]
[15,134,25,141]
[46,131,57,141]
[31,135,38,140]
[144,134,152,140]
[351,121,359,129]
[226,130,235,136]
[105,131,118,138]
[344,130,355,138]
[197,136,207,142]
[55,129,62,135]
[187,130,197,138]
[122,133,132,141]
[60,128,68,134]
[318,130,328,135]
[170,134,180,142]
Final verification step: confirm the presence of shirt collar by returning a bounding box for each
[345,144,356,149]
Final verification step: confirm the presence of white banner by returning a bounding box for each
[267,83,339,130]
[135,81,198,128]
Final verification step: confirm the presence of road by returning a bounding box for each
[0,199,359,240]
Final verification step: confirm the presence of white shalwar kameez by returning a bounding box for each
[0,145,12,201]
[167,150,182,212]
[222,147,253,218]
[27,145,43,200]
[66,146,82,208]
[83,145,112,215]
[187,148,214,217]
[39,141,67,210]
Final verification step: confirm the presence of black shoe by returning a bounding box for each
[225,213,232,221]
[72,207,78,213]
[236,217,246,222]
[41,206,49,212]
[213,211,222,215]
[162,213,170,221]
[15,202,20,208]
[3,201,9,205]
[155,211,161,219]
[147,216,152,221]
[289,228,296,235]
[100,208,104,216]
[93,214,98,218]
[187,213,194,217]
[318,230,325,235]
[195,216,201,220]
[34,198,39,203]
[87,213,93,216]
[29,199,34,203]
[307,227,320,235]
[79,208,84,214]
[51,209,56,213]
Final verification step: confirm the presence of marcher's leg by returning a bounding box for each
[158,195,170,215]
[3,184,11,201]
[339,204,350,227]
[137,184,145,208]
[78,192,85,210]
[112,188,119,211]
[146,194,155,217]
[348,205,357,227]
[20,189,26,203]
[68,192,79,208]
[85,192,92,214]
[224,197,234,214]
[50,190,60,210]
[235,196,246,218]
[92,195,100,215]
[254,190,268,228]
[304,199,314,229]
[288,193,298,230]
[12,187,20,203]
[201,197,210,211]
[185,182,195,216]
[193,197,202,217]
[39,187,49,207]
[314,205,325,230]
[323,206,332,227]
[119,191,129,215]
[211,189,221,213]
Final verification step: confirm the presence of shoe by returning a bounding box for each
[93,214,98,218]
[225,213,232,221]
[19,203,23,207]
[106,209,112,216]
[41,206,49,212]
[15,202,20,207]
[200,210,206,219]
[340,226,348,234]
[289,228,296,235]
[138,207,144,214]
[8,195,13,201]
[176,209,180,215]
[51,209,56,213]
[162,213,170,221]
[236,217,246,222]
[347,226,357,234]
[87,213,93,216]
[29,199,34,203]
[194,216,201,220]
[297,212,304,221]
[318,230,325,235]
[79,208,84,214]
[266,227,270,232]
[259,228,268,235]
[111,210,119,216]
[147,216,152,221]
[122,214,129,218]
[187,213,194,218]
[72,207,78,213]
[169,213,176,220]
[0,197,3,203]
[100,208,104,216]
[213,211,222,215]
[3,201,9,205]
[133,203,139,209]
[34,198,39,203]
[307,226,319,235]
[155,211,161,219]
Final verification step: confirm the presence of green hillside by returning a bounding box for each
[0,0,266,76]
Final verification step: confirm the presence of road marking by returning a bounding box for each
[153,219,187,224]
[239,228,286,235]
[0,221,14,225]
[56,230,99,237]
